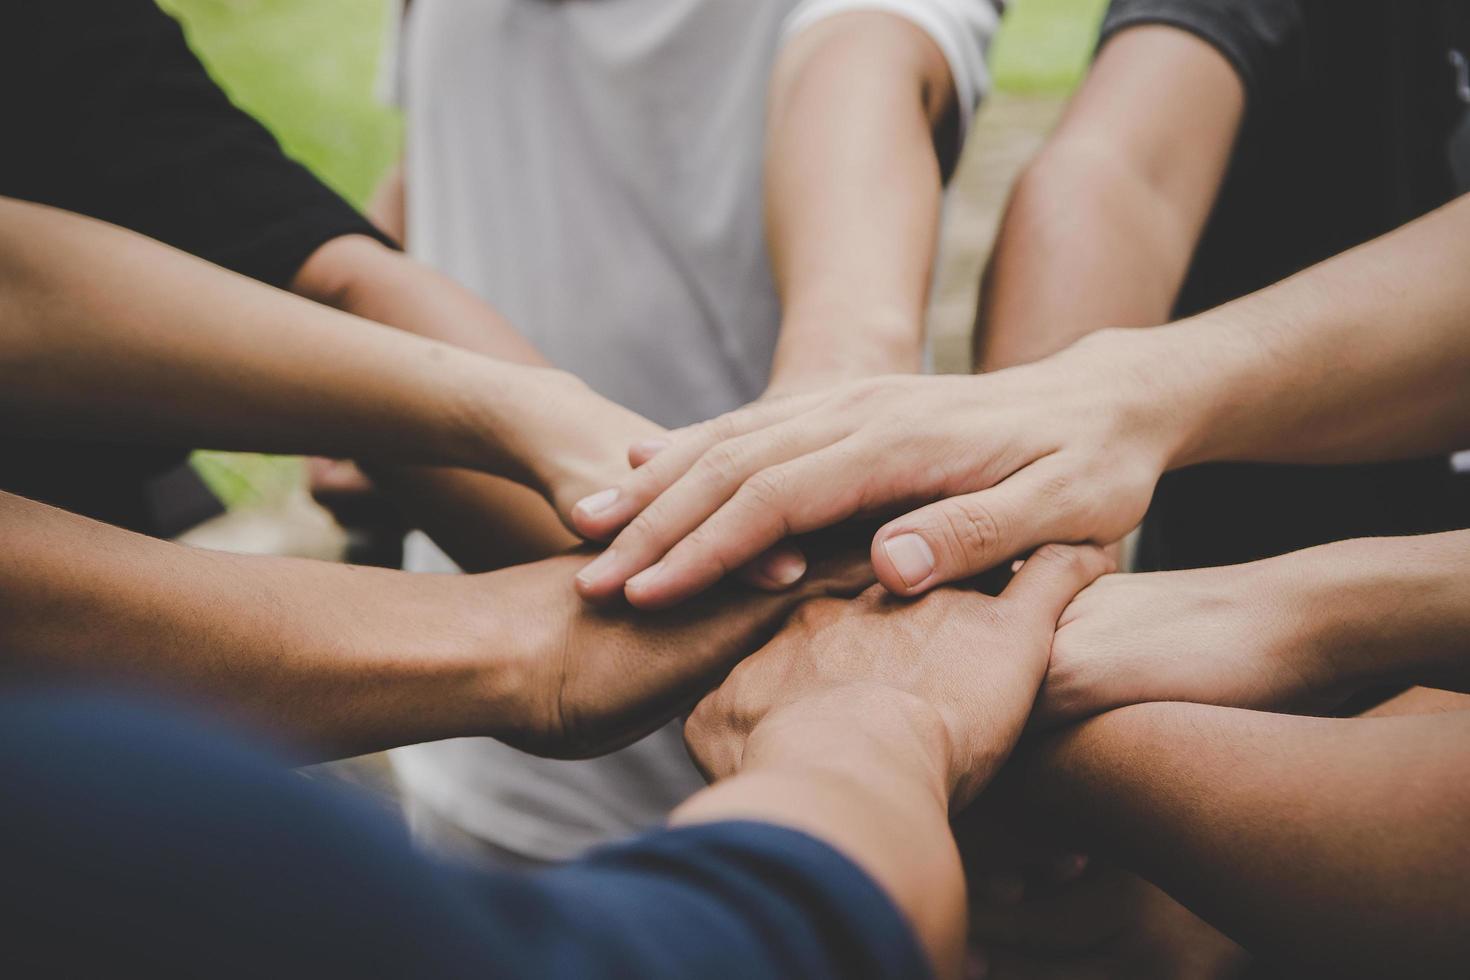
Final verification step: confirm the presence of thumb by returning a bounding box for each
[872,470,1054,596]
[1000,544,1113,629]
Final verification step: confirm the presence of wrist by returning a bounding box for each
[1298,534,1470,693]
[741,687,954,807]
[769,305,924,395]
[1062,324,1225,473]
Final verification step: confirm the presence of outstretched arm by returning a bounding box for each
[1021,702,1470,976]
[0,490,871,763]
[763,5,994,392]
[976,24,1243,370]
[0,198,654,532]
[1039,529,1470,725]
[568,191,1470,608]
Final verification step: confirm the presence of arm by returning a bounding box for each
[293,232,585,569]
[1022,702,1470,976]
[0,198,653,524]
[976,25,1244,370]
[0,490,872,763]
[763,8,978,392]
[681,545,1111,977]
[569,191,1470,608]
[1041,529,1470,725]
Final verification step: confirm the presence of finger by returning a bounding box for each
[870,462,1068,597]
[572,394,823,541]
[623,437,877,609]
[1000,544,1114,630]
[627,437,670,468]
[575,416,852,602]
[735,544,809,591]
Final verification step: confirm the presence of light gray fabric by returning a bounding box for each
[389,0,996,862]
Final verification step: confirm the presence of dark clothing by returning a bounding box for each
[0,0,393,536]
[0,687,930,980]
[1101,0,1470,570]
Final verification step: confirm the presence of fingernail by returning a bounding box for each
[575,549,621,589]
[574,488,620,520]
[625,561,667,594]
[632,438,669,460]
[883,533,935,588]
[758,550,806,587]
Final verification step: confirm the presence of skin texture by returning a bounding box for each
[1018,702,1470,977]
[569,190,1470,608]
[1037,529,1470,727]
[762,10,954,394]
[0,198,656,530]
[974,25,1245,371]
[0,490,872,764]
[680,545,1112,980]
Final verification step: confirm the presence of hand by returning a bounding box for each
[569,329,1180,609]
[471,533,877,759]
[685,545,1112,806]
[1036,556,1338,729]
[487,367,668,527]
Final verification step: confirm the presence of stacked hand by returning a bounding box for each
[568,331,1179,609]
[685,546,1112,806]
[466,533,876,760]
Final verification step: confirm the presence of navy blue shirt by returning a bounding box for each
[0,689,930,980]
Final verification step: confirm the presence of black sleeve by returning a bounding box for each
[1,0,394,291]
[1098,0,1302,111]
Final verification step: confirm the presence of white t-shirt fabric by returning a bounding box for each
[388,0,999,862]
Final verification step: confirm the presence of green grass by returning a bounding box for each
[992,0,1110,93]
[158,0,400,209]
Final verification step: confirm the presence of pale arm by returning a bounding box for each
[763,11,961,393]
[976,25,1243,370]
[1023,702,1470,976]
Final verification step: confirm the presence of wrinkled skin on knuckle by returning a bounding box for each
[938,501,1004,567]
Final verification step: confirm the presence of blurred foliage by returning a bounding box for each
[992,0,1110,93]
[157,0,399,209]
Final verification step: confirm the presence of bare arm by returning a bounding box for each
[0,198,656,547]
[763,10,965,393]
[1041,529,1470,725]
[1022,702,1470,976]
[976,25,1243,370]
[0,490,871,763]
[293,232,584,569]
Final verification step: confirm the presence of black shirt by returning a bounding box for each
[1,0,393,536]
[1100,0,1470,569]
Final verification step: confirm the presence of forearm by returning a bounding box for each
[976,26,1243,371]
[976,145,1194,371]
[674,695,966,978]
[764,12,950,391]
[1147,195,1470,467]
[0,491,520,761]
[1023,702,1470,976]
[294,234,621,564]
[0,198,549,477]
[1292,531,1470,695]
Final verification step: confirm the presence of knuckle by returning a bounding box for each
[740,469,790,511]
[939,500,1004,563]
[695,443,749,487]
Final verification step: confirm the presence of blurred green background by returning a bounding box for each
[160,0,1106,506]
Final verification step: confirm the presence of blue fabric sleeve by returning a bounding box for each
[0,687,929,980]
